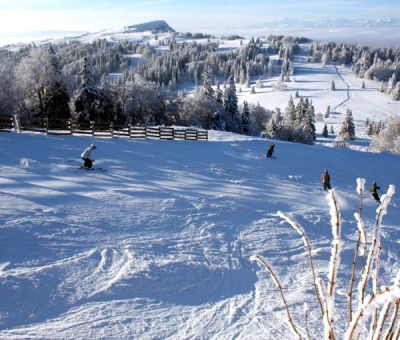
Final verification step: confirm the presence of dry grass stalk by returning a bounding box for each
[359,237,377,305]
[346,286,400,340]
[372,302,391,340]
[348,231,361,323]
[327,189,341,298]
[252,254,304,340]
[383,299,399,340]
[277,211,324,317]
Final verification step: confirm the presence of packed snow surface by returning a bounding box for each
[0,131,399,338]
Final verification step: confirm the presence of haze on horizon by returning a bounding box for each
[0,0,399,46]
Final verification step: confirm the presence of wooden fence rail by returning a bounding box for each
[0,116,208,141]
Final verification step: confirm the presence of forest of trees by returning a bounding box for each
[1,34,399,146]
[0,35,300,138]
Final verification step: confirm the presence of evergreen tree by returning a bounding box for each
[75,57,113,122]
[387,72,397,93]
[392,82,400,101]
[303,102,316,143]
[215,81,223,104]
[338,108,356,140]
[325,105,331,118]
[266,119,279,139]
[330,80,336,90]
[283,95,296,123]
[241,100,250,134]
[202,65,215,98]
[223,76,238,117]
[361,81,366,89]
[43,45,71,120]
[322,124,329,137]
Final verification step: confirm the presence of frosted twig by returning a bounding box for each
[251,254,304,340]
[371,301,391,340]
[349,179,367,323]
[383,299,399,339]
[358,185,396,305]
[346,271,400,340]
[326,189,342,331]
[317,278,335,340]
[348,231,361,323]
[277,211,324,317]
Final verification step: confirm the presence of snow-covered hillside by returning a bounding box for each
[0,131,399,338]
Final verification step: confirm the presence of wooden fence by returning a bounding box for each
[0,116,208,141]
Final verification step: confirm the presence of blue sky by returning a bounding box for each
[0,0,399,44]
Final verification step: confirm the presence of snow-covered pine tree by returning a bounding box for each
[241,100,250,134]
[268,59,273,77]
[43,45,71,121]
[325,105,331,118]
[245,74,251,88]
[322,124,329,137]
[252,102,270,133]
[75,57,113,123]
[392,82,400,101]
[202,65,215,98]
[338,108,356,140]
[330,125,335,134]
[303,102,316,143]
[361,81,365,89]
[283,95,296,123]
[223,76,238,117]
[256,79,263,88]
[215,81,223,104]
[251,86,256,94]
[387,72,397,94]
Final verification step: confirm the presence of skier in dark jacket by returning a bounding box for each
[266,144,275,158]
[321,169,331,191]
[369,182,381,202]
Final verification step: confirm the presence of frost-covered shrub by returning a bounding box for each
[371,116,400,154]
[252,182,399,340]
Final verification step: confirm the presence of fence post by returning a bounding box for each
[110,122,114,138]
[13,114,20,133]
[90,121,95,136]
[68,120,72,135]
[44,117,49,135]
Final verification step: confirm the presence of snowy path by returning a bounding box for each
[0,132,399,338]
[333,64,351,111]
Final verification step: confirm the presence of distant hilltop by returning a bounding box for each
[124,20,175,33]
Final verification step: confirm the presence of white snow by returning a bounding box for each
[0,127,399,338]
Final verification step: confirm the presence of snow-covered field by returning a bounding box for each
[237,57,400,142]
[0,130,399,338]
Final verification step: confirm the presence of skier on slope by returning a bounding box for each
[81,144,96,169]
[321,169,331,191]
[369,181,381,203]
[266,144,275,158]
